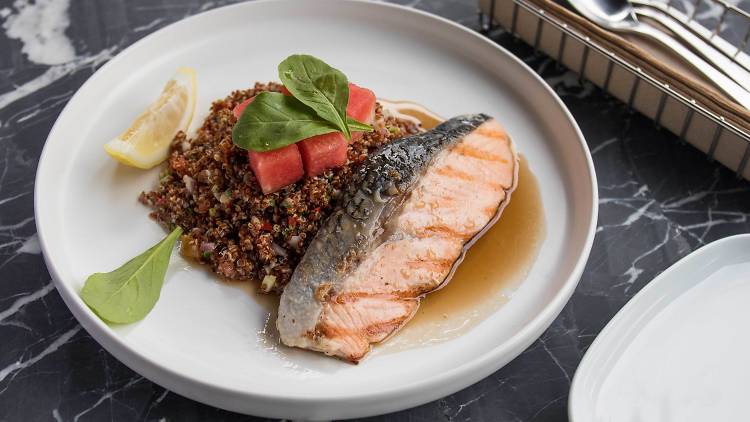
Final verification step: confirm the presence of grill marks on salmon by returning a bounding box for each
[277,115,518,362]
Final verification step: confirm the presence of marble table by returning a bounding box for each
[1,0,749,420]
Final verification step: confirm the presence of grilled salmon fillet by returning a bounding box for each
[277,114,518,362]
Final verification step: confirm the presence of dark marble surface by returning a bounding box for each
[1,0,749,420]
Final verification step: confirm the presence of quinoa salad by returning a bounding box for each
[139,82,420,294]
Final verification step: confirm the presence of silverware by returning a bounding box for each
[631,0,750,73]
[633,7,750,88]
[631,0,750,68]
[565,0,750,109]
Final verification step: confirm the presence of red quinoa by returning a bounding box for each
[139,82,420,294]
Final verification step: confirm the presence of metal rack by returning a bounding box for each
[478,0,750,178]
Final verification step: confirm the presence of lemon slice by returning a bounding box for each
[104,67,197,169]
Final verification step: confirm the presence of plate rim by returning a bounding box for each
[34,0,598,417]
[568,234,750,421]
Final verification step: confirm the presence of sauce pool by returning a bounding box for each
[379,99,445,130]
[374,100,546,352]
[375,157,545,352]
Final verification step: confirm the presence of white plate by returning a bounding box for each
[569,234,750,422]
[34,0,597,419]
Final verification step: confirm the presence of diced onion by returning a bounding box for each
[287,235,301,248]
[271,242,288,257]
[183,175,196,193]
[260,275,277,293]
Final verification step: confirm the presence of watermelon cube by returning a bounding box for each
[248,144,304,194]
[233,96,255,119]
[347,83,376,125]
[297,132,348,177]
[240,82,376,183]
[290,82,375,176]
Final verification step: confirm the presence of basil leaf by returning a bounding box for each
[279,54,352,140]
[346,117,373,132]
[81,227,182,324]
[232,92,341,152]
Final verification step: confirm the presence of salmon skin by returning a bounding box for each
[277,114,518,362]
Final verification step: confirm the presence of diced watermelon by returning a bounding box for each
[280,82,376,175]
[233,97,255,119]
[346,83,376,141]
[297,132,348,177]
[346,83,376,125]
[248,144,304,194]
[239,82,377,187]
[234,95,302,194]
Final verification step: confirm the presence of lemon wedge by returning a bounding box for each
[104,67,197,169]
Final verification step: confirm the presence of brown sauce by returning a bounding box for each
[229,101,545,353]
[223,277,279,314]
[379,99,444,130]
[375,156,545,353]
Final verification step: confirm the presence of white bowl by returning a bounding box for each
[34,1,597,419]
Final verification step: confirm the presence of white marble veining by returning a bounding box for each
[0,280,53,323]
[0,46,116,119]
[0,0,119,131]
[71,376,145,422]
[0,325,80,385]
[132,17,165,33]
[2,0,75,65]
[541,65,596,99]
[16,232,39,254]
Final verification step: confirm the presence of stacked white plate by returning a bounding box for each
[570,234,750,421]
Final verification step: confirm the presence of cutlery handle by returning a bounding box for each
[635,7,750,92]
[633,23,750,110]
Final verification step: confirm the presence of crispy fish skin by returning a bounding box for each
[277,114,517,362]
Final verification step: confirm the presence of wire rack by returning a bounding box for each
[478,0,750,178]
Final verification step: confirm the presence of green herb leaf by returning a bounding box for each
[346,117,374,132]
[232,92,342,152]
[232,55,374,152]
[278,54,352,140]
[80,227,182,324]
